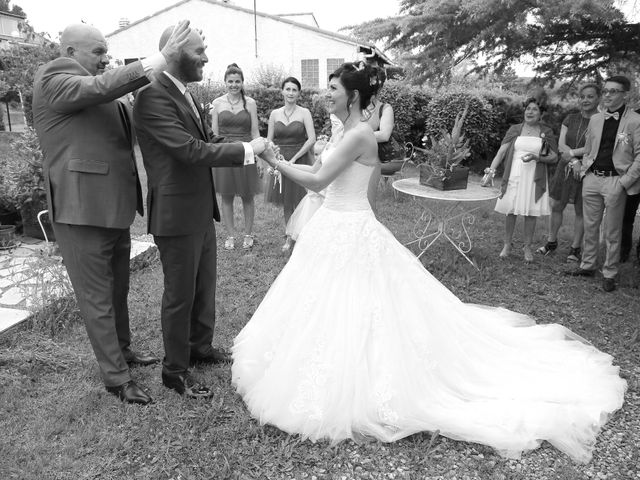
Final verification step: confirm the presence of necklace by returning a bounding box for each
[521,123,540,136]
[283,105,296,123]
[227,94,241,110]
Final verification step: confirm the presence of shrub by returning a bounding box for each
[423,92,497,171]
[378,80,433,145]
[250,63,287,88]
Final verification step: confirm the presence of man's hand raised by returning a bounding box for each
[160,20,191,64]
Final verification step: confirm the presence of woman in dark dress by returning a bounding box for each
[211,64,260,250]
[537,84,601,262]
[265,77,316,253]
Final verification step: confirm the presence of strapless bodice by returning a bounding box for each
[321,147,375,211]
[274,120,307,146]
[218,110,252,141]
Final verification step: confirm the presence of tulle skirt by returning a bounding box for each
[232,205,626,463]
[285,191,324,240]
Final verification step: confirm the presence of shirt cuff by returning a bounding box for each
[140,52,168,79]
[242,143,255,165]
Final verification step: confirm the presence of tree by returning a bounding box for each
[0,0,25,16]
[348,0,640,85]
[0,4,59,126]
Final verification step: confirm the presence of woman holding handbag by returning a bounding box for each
[486,97,558,262]
[365,68,400,212]
[536,84,601,262]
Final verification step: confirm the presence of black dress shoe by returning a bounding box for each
[106,380,153,405]
[124,351,160,366]
[603,277,616,292]
[566,268,596,277]
[162,371,214,399]
[190,346,231,365]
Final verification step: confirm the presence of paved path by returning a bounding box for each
[0,235,156,334]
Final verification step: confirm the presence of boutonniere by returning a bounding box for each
[617,132,631,145]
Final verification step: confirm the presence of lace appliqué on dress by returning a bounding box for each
[289,341,329,421]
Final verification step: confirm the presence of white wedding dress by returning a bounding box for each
[231,142,626,463]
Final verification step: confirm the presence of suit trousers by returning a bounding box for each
[580,173,626,278]
[621,191,640,258]
[53,222,132,387]
[154,222,217,376]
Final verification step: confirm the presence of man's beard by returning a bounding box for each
[178,53,202,83]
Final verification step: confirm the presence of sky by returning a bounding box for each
[14,0,401,40]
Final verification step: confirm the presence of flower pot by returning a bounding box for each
[419,164,469,191]
[0,207,20,227]
[20,195,55,241]
[0,224,17,250]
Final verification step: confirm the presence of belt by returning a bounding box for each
[591,169,619,177]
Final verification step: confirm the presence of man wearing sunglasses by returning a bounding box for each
[569,76,640,292]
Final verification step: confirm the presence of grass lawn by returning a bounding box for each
[1,166,639,480]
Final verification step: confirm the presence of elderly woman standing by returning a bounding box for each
[537,84,601,262]
[486,98,558,262]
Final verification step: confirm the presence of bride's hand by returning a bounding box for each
[260,141,277,165]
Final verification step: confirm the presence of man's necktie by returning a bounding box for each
[185,90,201,120]
[604,111,620,121]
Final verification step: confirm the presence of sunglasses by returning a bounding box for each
[602,89,625,96]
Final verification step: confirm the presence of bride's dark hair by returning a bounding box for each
[329,61,381,113]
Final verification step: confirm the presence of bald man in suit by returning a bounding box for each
[32,21,191,404]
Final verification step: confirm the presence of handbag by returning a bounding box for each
[378,131,405,163]
[539,136,550,157]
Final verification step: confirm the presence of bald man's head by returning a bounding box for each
[160,26,207,84]
[60,24,109,76]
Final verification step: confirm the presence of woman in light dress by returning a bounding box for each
[232,63,625,463]
[487,98,558,262]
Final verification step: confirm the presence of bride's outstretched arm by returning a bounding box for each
[263,128,373,192]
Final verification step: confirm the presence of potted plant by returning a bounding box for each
[6,127,54,241]
[413,105,471,190]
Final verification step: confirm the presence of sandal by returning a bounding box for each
[536,240,557,255]
[499,243,512,258]
[242,235,254,249]
[224,236,235,250]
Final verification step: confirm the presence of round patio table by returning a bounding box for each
[393,177,500,269]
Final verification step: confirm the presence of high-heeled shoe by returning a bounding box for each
[499,243,512,258]
[281,237,292,254]
[523,245,534,263]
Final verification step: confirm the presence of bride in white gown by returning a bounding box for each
[232,62,626,463]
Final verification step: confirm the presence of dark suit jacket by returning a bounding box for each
[32,57,146,228]
[133,73,245,236]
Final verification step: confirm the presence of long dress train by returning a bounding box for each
[232,143,626,463]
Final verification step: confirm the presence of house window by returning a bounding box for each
[301,59,319,88]
[0,16,21,37]
[326,58,344,82]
